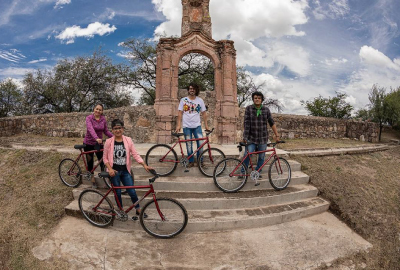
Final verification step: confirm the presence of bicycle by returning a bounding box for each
[213,141,291,193]
[145,128,225,177]
[58,143,111,188]
[78,170,188,238]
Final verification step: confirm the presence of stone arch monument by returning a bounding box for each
[154,0,238,144]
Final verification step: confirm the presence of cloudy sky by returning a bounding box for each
[1,0,399,114]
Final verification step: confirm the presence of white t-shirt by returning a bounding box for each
[178,96,207,128]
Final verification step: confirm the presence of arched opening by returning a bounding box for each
[178,52,215,92]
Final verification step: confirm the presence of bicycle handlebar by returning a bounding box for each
[98,169,159,183]
[237,141,285,152]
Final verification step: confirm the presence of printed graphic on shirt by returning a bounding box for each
[182,98,202,114]
[113,143,126,166]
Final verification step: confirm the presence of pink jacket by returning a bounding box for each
[103,135,144,173]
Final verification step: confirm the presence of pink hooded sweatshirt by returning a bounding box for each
[103,135,144,173]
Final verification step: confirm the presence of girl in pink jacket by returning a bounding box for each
[103,119,152,220]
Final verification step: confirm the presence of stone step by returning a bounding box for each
[131,159,301,177]
[82,170,309,192]
[65,197,329,233]
[71,184,318,211]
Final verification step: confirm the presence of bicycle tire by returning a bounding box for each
[198,148,226,177]
[268,157,291,191]
[140,197,188,238]
[213,158,248,193]
[78,189,115,227]
[145,144,178,176]
[59,158,82,187]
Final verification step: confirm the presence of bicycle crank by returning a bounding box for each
[250,170,261,186]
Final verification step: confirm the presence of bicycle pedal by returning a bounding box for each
[184,169,189,173]
[255,182,260,186]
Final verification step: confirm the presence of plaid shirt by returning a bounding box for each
[243,105,275,144]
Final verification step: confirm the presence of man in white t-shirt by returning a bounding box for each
[175,83,210,167]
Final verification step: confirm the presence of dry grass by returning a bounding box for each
[0,149,74,270]
[297,147,400,269]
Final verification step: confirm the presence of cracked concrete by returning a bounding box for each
[32,212,371,270]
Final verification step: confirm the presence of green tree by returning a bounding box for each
[301,92,353,119]
[24,50,132,113]
[0,78,24,117]
[368,85,388,141]
[384,87,400,128]
[354,108,371,121]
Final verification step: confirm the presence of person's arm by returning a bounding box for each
[130,138,152,172]
[271,124,280,142]
[86,116,100,142]
[201,111,210,131]
[103,140,116,177]
[175,110,183,133]
[243,106,251,142]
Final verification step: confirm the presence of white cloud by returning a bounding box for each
[0,49,26,63]
[54,0,71,9]
[313,0,350,20]
[324,57,348,66]
[359,45,400,71]
[28,58,47,64]
[152,0,182,37]
[0,67,35,78]
[55,22,117,44]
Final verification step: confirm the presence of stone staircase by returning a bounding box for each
[64,154,330,233]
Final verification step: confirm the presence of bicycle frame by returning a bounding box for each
[229,147,283,177]
[160,136,211,163]
[70,148,104,174]
[93,183,165,221]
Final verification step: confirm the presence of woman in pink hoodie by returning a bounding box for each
[103,119,152,220]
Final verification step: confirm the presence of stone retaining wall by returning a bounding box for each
[0,93,379,143]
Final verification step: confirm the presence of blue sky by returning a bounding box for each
[1,0,399,114]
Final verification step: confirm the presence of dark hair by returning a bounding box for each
[187,83,200,96]
[111,119,124,128]
[251,91,265,102]
[93,103,104,114]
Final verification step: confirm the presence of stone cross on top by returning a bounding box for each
[181,0,212,38]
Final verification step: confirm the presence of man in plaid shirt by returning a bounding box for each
[243,91,280,175]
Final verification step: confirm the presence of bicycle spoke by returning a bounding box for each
[213,158,247,192]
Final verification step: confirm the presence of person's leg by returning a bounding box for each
[193,126,204,162]
[120,170,140,209]
[255,144,267,172]
[84,144,96,187]
[183,127,194,163]
[94,144,105,172]
[242,143,256,172]
[111,171,123,208]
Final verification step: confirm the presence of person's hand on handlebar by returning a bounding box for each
[108,168,116,177]
[141,163,153,173]
[96,138,103,144]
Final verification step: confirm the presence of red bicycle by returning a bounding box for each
[213,141,291,193]
[145,128,225,177]
[78,170,188,238]
[58,143,111,188]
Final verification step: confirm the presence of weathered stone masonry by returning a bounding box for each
[0,96,379,143]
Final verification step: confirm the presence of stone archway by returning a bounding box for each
[154,0,238,144]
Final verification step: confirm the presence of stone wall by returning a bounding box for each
[0,94,379,143]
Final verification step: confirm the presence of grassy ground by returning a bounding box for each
[0,130,399,269]
[298,147,400,269]
[0,149,74,270]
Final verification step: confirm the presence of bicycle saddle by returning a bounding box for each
[74,144,86,149]
[171,132,184,137]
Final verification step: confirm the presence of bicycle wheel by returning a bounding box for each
[78,189,115,227]
[198,148,226,177]
[268,157,291,191]
[145,144,178,176]
[140,198,188,238]
[59,158,82,187]
[213,158,247,193]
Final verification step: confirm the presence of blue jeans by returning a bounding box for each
[111,170,139,209]
[243,143,267,172]
[183,126,203,163]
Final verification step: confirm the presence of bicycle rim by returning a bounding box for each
[145,145,178,176]
[198,148,226,177]
[268,158,291,191]
[59,158,82,187]
[213,158,247,193]
[140,198,188,238]
[78,189,114,227]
